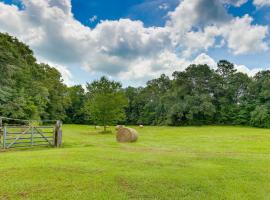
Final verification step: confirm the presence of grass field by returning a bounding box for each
[0,125,270,200]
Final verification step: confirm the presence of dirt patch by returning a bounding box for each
[17,192,29,198]
[116,177,155,199]
[51,166,104,175]
[0,194,10,200]
[116,176,138,199]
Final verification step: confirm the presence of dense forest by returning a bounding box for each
[0,33,270,128]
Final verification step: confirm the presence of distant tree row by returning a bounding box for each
[0,33,269,128]
[124,62,270,128]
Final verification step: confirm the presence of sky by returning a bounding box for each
[0,0,269,86]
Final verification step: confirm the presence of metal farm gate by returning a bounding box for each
[2,125,55,149]
[0,117,62,149]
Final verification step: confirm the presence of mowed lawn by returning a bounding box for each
[1,125,270,200]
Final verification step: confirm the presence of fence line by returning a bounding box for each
[0,116,57,123]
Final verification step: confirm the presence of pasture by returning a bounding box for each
[0,125,270,200]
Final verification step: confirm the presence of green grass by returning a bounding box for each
[1,125,270,200]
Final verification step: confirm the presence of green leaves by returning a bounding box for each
[85,76,128,130]
[251,105,270,128]
[0,33,68,121]
[124,63,270,127]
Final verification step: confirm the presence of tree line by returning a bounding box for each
[0,33,269,128]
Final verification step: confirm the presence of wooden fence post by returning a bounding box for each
[54,120,62,147]
[3,126,6,149]
[0,117,2,147]
[31,126,34,146]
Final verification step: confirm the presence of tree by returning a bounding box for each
[251,105,270,128]
[140,74,172,125]
[65,85,89,124]
[0,33,69,121]
[168,64,216,125]
[85,77,128,132]
[124,86,145,125]
[214,60,238,124]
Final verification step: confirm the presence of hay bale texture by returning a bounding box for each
[115,125,125,131]
[116,127,138,143]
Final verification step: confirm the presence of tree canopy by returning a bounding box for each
[85,76,128,131]
[0,33,69,121]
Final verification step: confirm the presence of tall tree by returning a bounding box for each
[0,33,68,121]
[85,77,128,131]
[65,85,89,124]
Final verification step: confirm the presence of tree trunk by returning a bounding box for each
[103,116,106,132]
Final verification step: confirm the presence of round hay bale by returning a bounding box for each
[139,125,144,128]
[116,127,138,143]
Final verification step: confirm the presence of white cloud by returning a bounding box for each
[167,0,230,41]
[167,0,268,56]
[234,64,263,76]
[192,53,217,69]
[52,63,74,86]
[37,59,74,86]
[253,0,270,7]
[222,0,248,7]
[90,19,171,60]
[0,0,268,86]
[89,15,97,23]
[192,54,265,77]
[182,26,220,56]
[159,3,169,10]
[220,15,269,54]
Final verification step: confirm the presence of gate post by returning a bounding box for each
[31,126,34,146]
[54,121,62,147]
[3,126,6,149]
[0,117,2,147]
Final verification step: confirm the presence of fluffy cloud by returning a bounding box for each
[192,54,266,77]
[221,0,248,7]
[222,0,270,8]
[0,0,268,86]
[51,63,74,86]
[220,15,268,54]
[90,19,171,60]
[221,0,270,7]
[193,53,217,69]
[167,0,230,29]
[167,0,268,55]
[253,0,270,7]
[234,64,263,76]
[167,0,230,44]
[181,26,220,56]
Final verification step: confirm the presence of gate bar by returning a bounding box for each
[6,127,31,149]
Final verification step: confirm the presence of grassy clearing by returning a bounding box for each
[0,125,270,200]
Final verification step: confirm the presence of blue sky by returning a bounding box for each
[0,0,269,86]
[71,0,180,27]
